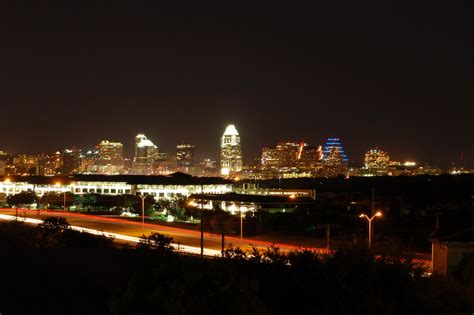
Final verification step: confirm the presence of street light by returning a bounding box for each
[139,193,147,229]
[240,207,243,244]
[359,211,382,249]
[54,182,67,212]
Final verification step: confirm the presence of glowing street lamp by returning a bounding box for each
[359,211,382,249]
[139,193,147,229]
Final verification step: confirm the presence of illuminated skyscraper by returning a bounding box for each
[364,148,390,175]
[177,143,195,168]
[276,142,301,170]
[322,138,348,163]
[0,151,7,176]
[298,145,323,171]
[261,147,279,170]
[220,124,242,176]
[132,134,159,175]
[322,138,348,177]
[96,140,124,174]
[261,142,322,174]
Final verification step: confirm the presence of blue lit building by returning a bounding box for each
[322,138,349,163]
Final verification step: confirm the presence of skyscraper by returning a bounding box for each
[261,142,322,175]
[220,124,242,176]
[131,134,159,175]
[364,148,390,175]
[61,148,81,175]
[97,140,124,175]
[177,143,195,168]
[261,147,279,171]
[322,138,348,177]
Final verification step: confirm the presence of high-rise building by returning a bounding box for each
[96,140,124,174]
[220,124,242,176]
[322,138,348,177]
[276,142,302,170]
[176,143,196,168]
[261,142,322,174]
[132,134,159,175]
[61,148,81,175]
[298,145,323,171]
[364,148,390,175]
[0,151,7,176]
[39,151,62,176]
[80,149,99,174]
[261,147,279,171]
[153,152,177,175]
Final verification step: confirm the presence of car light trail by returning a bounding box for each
[0,214,221,257]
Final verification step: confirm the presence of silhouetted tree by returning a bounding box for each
[40,192,74,209]
[137,232,174,253]
[7,191,37,207]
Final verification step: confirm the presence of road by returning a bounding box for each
[0,208,432,267]
[0,208,326,254]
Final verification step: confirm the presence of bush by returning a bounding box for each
[137,232,174,253]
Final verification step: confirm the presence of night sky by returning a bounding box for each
[1,2,472,167]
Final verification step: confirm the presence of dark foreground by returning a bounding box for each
[0,219,473,315]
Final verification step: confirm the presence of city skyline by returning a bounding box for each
[1,3,473,314]
[0,127,469,168]
[1,3,472,167]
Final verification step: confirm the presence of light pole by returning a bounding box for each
[139,193,147,229]
[55,182,67,211]
[359,211,382,249]
[200,184,204,257]
[240,208,243,244]
[63,190,67,211]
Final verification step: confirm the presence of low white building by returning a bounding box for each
[0,173,233,201]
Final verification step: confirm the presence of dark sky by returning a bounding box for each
[0,2,472,167]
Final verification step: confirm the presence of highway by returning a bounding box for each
[0,208,432,267]
[0,208,327,254]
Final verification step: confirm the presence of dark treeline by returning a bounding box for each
[3,175,473,253]
[245,174,474,251]
[0,218,473,314]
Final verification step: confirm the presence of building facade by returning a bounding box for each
[131,134,159,175]
[220,124,242,177]
[322,138,349,177]
[97,140,124,175]
[0,174,233,201]
[261,142,322,177]
[177,143,196,168]
[364,148,390,176]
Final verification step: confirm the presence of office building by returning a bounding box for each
[131,134,159,175]
[177,143,196,168]
[60,149,81,175]
[364,148,390,175]
[322,138,348,177]
[220,124,242,176]
[97,140,124,174]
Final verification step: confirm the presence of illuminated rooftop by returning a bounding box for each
[223,124,239,136]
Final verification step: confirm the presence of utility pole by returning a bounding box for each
[326,225,330,252]
[139,194,147,229]
[200,184,204,257]
[317,224,340,253]
[63,190,67,212]
[240,209,243,244]
[221,233,225,257]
